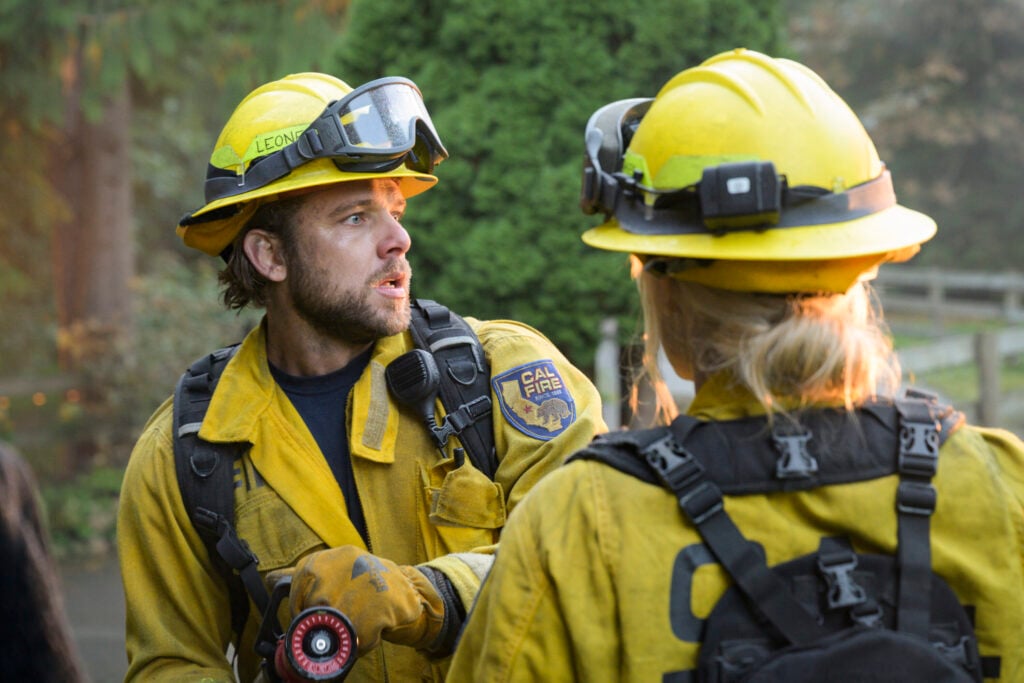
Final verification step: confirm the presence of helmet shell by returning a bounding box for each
[178,72,438,256]
[582,49,935,292]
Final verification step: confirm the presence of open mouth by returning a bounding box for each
[374,269,409,293]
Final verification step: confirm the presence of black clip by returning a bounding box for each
[898,421,940,476]
[818,545,867,609]
[772,428,818,480]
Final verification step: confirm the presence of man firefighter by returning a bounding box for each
[117,72,605,682]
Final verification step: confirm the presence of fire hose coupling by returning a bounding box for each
[256,575,357,682]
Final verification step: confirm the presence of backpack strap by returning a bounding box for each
[894,397,942,637]
[406,299,498,479]
[572,397,962,494]
[647,426,829,644]
[173,344,270,646]
[568,394,963,647]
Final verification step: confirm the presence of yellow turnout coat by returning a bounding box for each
[448,374,1024,682]
[118,317,605,682]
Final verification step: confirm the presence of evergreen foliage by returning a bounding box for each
[331,0,785,366]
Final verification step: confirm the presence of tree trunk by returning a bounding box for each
[51,46,135,471]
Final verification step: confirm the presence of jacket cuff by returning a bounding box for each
[415,566,465,658]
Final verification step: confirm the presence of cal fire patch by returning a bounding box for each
[492,360,576,441]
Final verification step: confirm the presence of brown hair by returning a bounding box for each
[218,195,305,310]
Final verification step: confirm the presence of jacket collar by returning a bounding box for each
[200,318,411,464]
[687,372,846,422]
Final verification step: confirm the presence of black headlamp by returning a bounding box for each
[579,99,897,235]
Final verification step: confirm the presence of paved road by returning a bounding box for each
[60,555,127,683]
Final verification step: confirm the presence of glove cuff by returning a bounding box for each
[416,566,466,658]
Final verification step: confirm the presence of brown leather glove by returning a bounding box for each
[267,546,457,657]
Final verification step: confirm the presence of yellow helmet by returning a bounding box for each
[178,72,446,257]
[579,48,935,293]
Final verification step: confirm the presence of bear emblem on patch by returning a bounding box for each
[492,360,576,441]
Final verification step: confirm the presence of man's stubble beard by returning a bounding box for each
[287,255,412,346]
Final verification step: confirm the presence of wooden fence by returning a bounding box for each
[878,267,1024,429]
[596,266,1024,432]
[875,267,1024,330]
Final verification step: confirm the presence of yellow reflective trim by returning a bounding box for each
[209,124,310,171]
[621,150,651,185]
[241,123,309,167]
[209,144,244,172]
[652,154,758,188]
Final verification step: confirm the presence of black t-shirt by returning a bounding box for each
[269,348,372,544]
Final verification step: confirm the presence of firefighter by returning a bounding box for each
[447,48,1024,681]
[116,72,605,682]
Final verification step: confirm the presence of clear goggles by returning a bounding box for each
[205,77,448,203]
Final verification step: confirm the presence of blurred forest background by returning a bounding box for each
[1,0,1021,559]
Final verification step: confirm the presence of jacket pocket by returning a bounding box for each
[235,486,326,571]
[422,460,506,554]
[428,460,506,528]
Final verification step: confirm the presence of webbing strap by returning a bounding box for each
[172,344,264,645]
[407,299,498,478]
[642,433,825,645]
[894,398,941,637]
[569,394,962,649]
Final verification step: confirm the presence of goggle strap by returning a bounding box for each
[204,126,358,203]
[201,77,446,204]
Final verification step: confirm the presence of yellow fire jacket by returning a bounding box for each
[117,317,606,682]
[447,374,1024,682]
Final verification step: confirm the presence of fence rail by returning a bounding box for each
[876,267,1024,326]
[596,266,1024,432]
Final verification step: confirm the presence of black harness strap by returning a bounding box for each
[172,344,269,646]
[642,431,825,645]
[569,395,965,649]
[407,299,498,478]
[894,399,941,637]
[172,300,499,651]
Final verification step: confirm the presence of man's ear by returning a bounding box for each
[242,229,287,282]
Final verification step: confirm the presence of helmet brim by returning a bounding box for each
[582,204,936,262]
[177,159,437,257]
[583,204,935,293]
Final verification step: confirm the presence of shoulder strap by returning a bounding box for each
[571,395,963,494]
[569,393,962,647]
[407,299,498,479]
[173,344,269,643]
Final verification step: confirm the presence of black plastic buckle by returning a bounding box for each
[772,429,818,480]
[195,508,260,572]
[897,481,937,516]
[933,636,973,668]
[850,601,884,628]
[817,550,867,609]
[898,421,939,478]
[642,435,704,493]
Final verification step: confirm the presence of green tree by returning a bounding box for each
[0,0,351,468]
[332,0,785,366]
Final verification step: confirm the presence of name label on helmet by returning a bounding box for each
[209,124,308,171]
